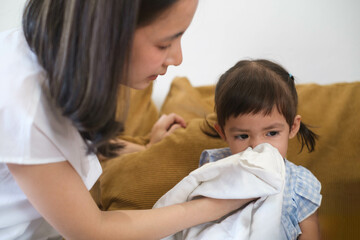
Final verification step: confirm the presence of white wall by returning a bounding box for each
[1,0,359,108]
[154,0,360,107]
[0,0,26,31]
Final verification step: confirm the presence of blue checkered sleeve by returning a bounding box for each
[282,160,322,239]
[293,164,322,221]
[199,148,232,167]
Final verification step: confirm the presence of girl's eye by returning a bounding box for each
[235,134,248,140]
[267,131,279,137]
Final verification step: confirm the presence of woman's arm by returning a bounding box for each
[298,211,321,240]
[7,161,252,240]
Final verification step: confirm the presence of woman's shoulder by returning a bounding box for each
[0,29,101,188]
[0,29,78,163]
[0,29,47,161]
[0,28,45,111]
[0,28,42,81]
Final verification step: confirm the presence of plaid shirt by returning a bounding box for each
[199,148,322,240]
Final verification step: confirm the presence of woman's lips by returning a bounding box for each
[148,75,158,80]
[148,71,166,80]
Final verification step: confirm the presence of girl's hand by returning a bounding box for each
[147,113,186,148]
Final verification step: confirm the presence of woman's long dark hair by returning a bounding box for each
[22,0,178,157]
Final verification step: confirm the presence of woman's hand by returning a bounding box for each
[147,113,186,148]
[193,197,257,221]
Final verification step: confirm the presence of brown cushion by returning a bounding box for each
[160,77,215,121]
[91,78,360,240]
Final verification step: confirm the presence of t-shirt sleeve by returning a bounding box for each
[28,124,66,163]
[0,122,65,164]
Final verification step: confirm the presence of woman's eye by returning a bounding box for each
[235,134,248,140]
[267,131,279,137]
[158,44,171,50]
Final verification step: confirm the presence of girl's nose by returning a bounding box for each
[249,137,263,149]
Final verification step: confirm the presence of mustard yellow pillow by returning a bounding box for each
[160,77,215,122]
[124,83,158,136]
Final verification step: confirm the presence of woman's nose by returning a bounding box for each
[164,41,183,67]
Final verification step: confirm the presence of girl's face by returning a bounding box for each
[127,0,198,89]
[215,108,301,158]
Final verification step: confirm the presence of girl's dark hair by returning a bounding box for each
[22,0,179,157]
[215,59,318,152]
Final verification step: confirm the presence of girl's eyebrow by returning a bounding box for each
[160,31,184,41]
[262,123,285,131]
[229,127,248,132]
[229,123,285,132]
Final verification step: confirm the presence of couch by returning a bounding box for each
[91,77,360,239]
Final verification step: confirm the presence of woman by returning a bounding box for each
[0,0,253,239]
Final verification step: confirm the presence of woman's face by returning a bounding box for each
[127,0,198,89]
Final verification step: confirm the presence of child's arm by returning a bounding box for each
[298,211,321,240]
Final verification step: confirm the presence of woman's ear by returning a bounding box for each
[289,115,301,139]
[214,123,227,141]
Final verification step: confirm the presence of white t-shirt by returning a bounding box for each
[0,29,102,239]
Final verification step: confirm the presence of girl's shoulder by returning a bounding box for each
[282,160,322,238]
[285,160,322,206]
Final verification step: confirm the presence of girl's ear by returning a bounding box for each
[214,123,227,141]
[289,115,301,139]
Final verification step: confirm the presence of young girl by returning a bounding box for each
[200,59,322,239]
[0,1,253,239]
